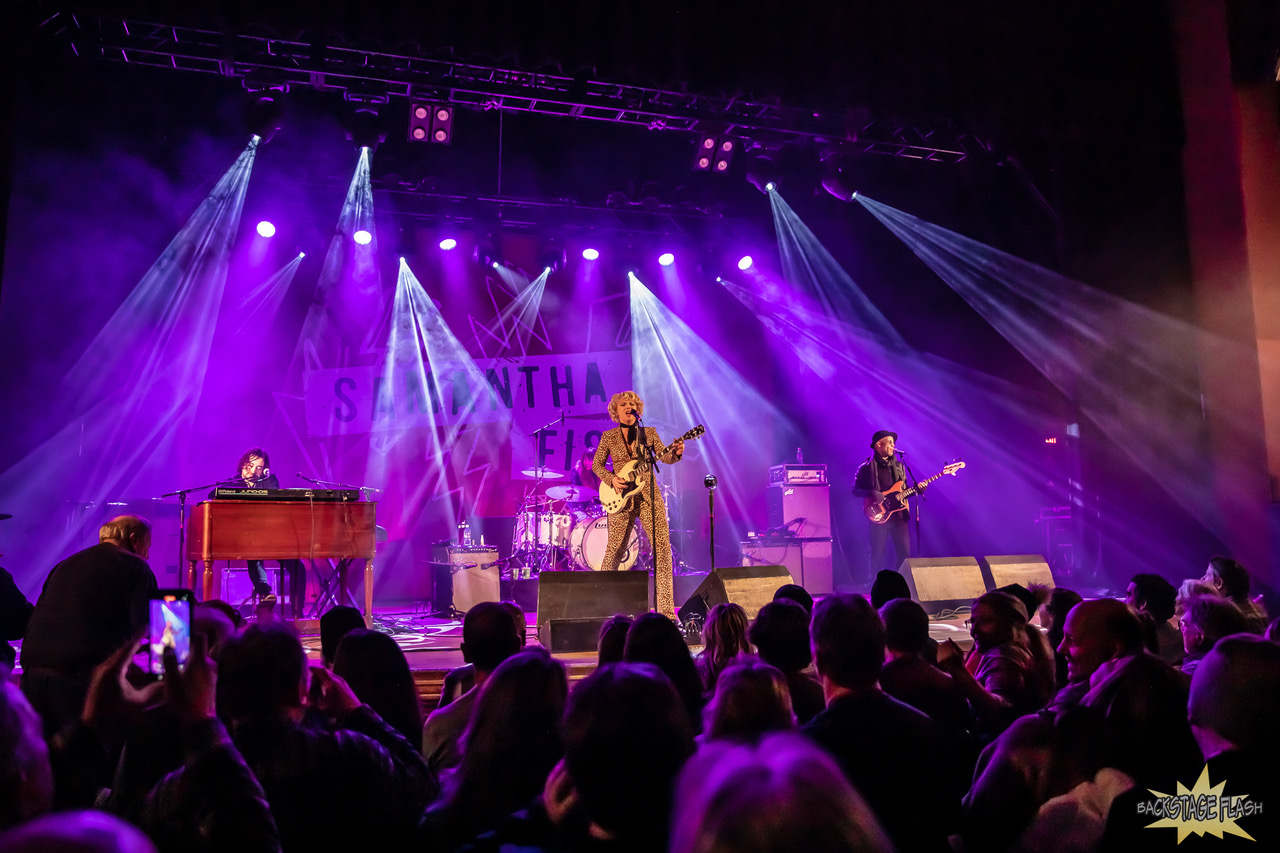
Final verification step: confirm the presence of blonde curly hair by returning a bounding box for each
[607,390,644,423]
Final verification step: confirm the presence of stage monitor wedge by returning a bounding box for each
[899,556,988,616]
[536,571,650,652]
[981,554,1055,592]
[677,565,794,628]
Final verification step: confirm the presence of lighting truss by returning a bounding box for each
[44,13,991,164]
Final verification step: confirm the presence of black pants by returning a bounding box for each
[868,520,911,574]
[247,559,307,617]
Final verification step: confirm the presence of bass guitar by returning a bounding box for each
[599,424,706,514]
[863,460,965,524]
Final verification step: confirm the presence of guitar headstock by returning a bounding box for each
[943,460,966,476]
[683,424,706,441]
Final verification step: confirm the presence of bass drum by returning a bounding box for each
[569,514,639,571]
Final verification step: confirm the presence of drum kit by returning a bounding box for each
[510,467,655,576]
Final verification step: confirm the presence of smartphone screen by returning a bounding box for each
[148,591,193,677]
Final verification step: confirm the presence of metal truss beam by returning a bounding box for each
[47,13,991,164]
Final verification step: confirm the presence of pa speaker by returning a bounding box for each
[981,555,1055,591]
[677,565,794,628]
[536,571,650,651]
[898,556,988,615]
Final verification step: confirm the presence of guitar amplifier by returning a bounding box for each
[766,483,831,539]
[768,464,828,486]
[434,547,500,614]
[741,538,833,594]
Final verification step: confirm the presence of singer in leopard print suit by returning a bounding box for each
[591,391,685,618]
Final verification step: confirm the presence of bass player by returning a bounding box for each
[591,390,685,618]
[853,430,924,576]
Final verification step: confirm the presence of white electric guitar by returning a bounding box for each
[598,424,706,513]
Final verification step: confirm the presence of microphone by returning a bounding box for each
[894,448,907,455]
[627,408,638,417]
[298,473,319,484]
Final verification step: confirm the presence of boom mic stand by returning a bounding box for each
[161,478,232,591]
[635,413,661,614]
[898,451,925,557]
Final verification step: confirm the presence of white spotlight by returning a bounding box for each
[582,247,600,261]
[439,238,457,251]
[256,221,276,238]
[353,229,373,245]
[658,252,675,267]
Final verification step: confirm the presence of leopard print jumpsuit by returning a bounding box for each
[591,425,682,618]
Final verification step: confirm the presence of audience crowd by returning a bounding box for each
[1,516,1277,851]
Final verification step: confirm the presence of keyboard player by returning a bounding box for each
[229,448,307,615]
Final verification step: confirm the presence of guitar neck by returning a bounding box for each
[903,470,948,498]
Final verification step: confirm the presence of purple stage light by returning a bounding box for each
[658,252,675,267]
[582,247,599,261]
[353,229,372,245]
[737,255,753,270]
[439,238,457,251]
[256,221,276,238]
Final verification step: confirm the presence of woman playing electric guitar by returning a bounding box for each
[591,390,686,619]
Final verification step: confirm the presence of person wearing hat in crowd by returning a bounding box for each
[853,430,922,577]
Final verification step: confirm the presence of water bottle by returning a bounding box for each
[462,522,473,547]
[796,447,803,464]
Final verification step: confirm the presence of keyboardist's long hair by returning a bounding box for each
[236,447,271,473]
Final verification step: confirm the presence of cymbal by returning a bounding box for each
[545,485,596,502]
[520,467,565,480]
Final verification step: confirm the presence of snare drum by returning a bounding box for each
[513,510,571,550]
[569,513,639,571]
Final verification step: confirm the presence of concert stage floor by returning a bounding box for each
[301,605,979,712]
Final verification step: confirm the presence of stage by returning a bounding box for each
[294,604,979,713]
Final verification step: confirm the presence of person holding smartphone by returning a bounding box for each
[231,448,306,615]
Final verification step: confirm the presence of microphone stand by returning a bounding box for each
[525,411,566,575]
[705,475,718,575]
[161,478,236,592]
[898,452,925,557]
[635,413,660,614]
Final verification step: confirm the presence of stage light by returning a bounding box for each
[693,135,717,171]
[256,221,276,238]
[658,252,675,267]
[408,104,430,141]
[410,102,455,145]
[346,107,386,152]
[354,229,372,245]
[582,247,599,260]
[299,252,306,258]
[737,255,753,270]
[439,238,457,250]
[766,182,776,192]
[492,261,500,269]
[245,94,284,144]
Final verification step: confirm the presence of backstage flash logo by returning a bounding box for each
[1138,765,1262,843]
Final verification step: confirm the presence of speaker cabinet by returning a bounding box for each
[981,555,1055,591]
[767,483,831,539]
[536,571,650,651]
[435,547,500,615]
[898,556,988,615]
[741,539,833,594]
[677,564,795,627]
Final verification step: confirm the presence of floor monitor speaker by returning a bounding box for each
[981,554,1055,592]
[677,565,794,628]
[536,571,650,651]
[898,556,988,615]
